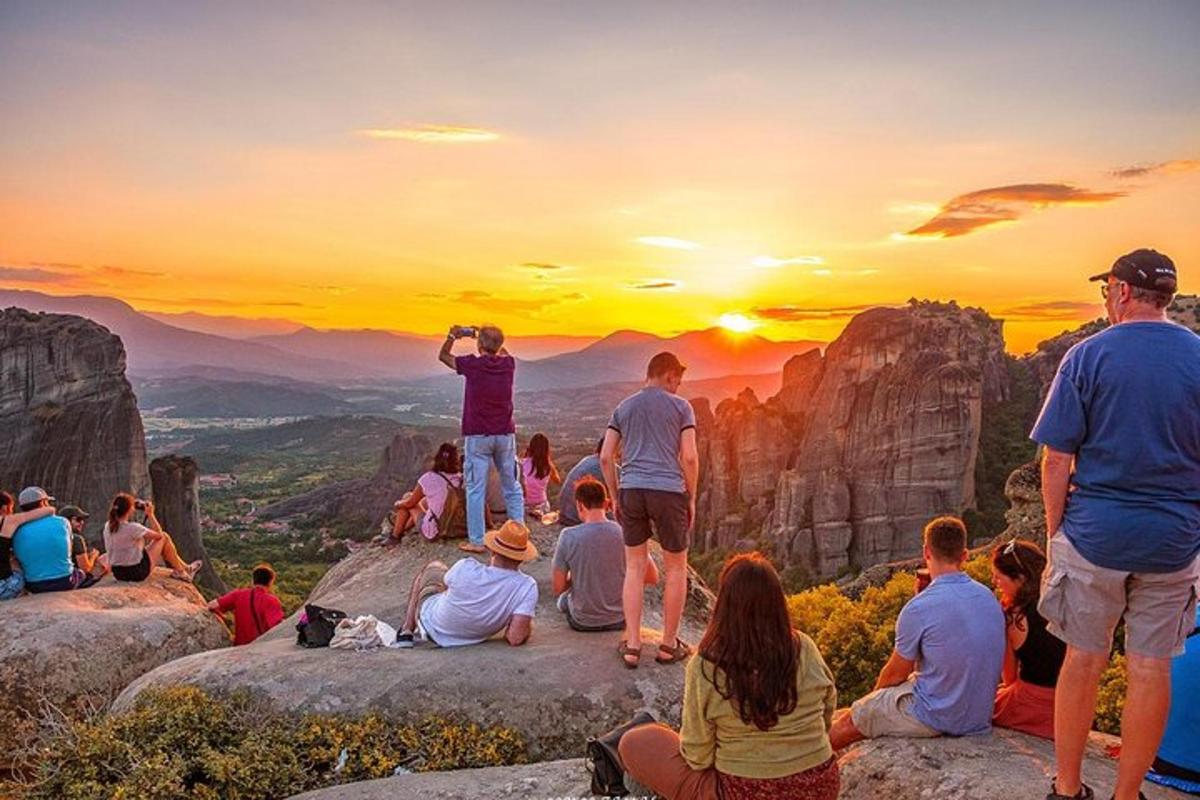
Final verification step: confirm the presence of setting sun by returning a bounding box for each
[718,313,759,334]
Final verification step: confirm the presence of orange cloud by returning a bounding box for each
[628,280,681,290]
[357,125,500,143]
[999,300,1103,321]
[0,265,65,283]
[750,303,879,321]
[906,183,1126,238]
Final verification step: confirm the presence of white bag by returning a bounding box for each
[329,615,397,650]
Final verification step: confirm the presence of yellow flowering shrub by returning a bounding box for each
[3,686,527,800]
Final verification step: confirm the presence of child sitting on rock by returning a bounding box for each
[521,433,561,519]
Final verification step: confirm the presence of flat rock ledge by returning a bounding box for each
[0,571,230,752]
[288,730,1189,800]
[115,522,711,762]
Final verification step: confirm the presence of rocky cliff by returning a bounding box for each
[115,520,713,761]
[259,431,437,531]
[0,574,229,755]
[696,301,1008,578]
[150,454,227,595]
[0,308,151,535]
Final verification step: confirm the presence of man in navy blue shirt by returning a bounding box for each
[1033,249,1200,800]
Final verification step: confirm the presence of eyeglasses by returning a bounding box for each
[1100,280,1125,300]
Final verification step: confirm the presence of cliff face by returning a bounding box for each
[0,308,150,534]
[150,455,227,595]
[696,301,1008,578]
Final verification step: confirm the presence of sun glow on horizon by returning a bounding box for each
[718,313,760,334]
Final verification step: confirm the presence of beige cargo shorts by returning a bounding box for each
[1038,530,1199,659]
[850,680,940,739]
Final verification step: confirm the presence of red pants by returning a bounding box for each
[993,679,1056,740]
[619,723,840,800]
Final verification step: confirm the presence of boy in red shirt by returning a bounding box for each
[208,563,285,645]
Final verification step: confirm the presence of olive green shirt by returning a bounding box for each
[680,632,836,779]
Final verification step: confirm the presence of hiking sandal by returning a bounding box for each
[458,542,487,554]
[618,640,641,670]
[1046,780,1094,800]
[655,639,692,665]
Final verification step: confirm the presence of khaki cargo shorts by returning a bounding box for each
[850,680,940,740]
[1038,531,1200,660]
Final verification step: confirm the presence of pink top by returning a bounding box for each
[522,457,553,505]
[418,471,463,540]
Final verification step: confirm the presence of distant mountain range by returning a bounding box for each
[1,289,822,392]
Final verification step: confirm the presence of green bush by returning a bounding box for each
[3,686,528,800]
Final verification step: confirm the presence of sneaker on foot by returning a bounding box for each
[187,560,203,579]
[396,632,415,649]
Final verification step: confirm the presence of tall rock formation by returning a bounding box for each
[696,301,1008,579]
[150,455,227,595]
[0,308,150,535]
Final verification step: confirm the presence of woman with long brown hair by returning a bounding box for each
[521,432,561,518]
[990,538,1065,739]
[103,493,201,583]
[620,553,839,800]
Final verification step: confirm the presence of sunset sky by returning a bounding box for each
[2,1,1197,352]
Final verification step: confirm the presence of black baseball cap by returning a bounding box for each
[1089,248,1177,293]
[60,504,89,520]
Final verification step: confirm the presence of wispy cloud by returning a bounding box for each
[0,265,67,283]
[520,262,569,271]
[751,303,879,322]
[628,280,682,291]
[751,255,824,268]
[1110,159,1200,180]
[129,296,310,309]
[904,183,1126,239]
[450,289,583,315]
[357,125,500,143]
[1000,300,1103,321]
[635,236,702,251]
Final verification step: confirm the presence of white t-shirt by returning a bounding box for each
[103,521,153,567]
[419,558,538,647]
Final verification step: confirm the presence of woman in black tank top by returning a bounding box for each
[990,539,1066,739]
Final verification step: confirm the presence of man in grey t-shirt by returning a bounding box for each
[552,477,658,631]
[601,351,699,668]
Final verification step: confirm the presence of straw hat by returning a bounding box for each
[483,520,539,562]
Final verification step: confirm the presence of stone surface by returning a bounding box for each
[288,730,1188,800]
[0,572,230,753]
[259,431,438,532]
[115,521,713,761]
[695,301,1009,579]
[0,308,150,538]
[149,454,227,595]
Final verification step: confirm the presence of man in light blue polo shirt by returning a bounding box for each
[829,516,1005,748]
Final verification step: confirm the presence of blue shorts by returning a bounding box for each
[0,571,25,600]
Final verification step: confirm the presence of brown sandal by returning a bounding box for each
[618,640,641,670]
[655,639,692,665]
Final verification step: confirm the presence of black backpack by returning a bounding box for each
[585,710,656,797]
[296,604,347,648]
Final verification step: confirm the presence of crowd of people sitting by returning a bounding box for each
[1,248,1195,800]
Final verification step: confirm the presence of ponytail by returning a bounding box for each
[108,493,134,533]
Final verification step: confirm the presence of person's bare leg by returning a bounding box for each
[622,544,649,661]
[661,549,688,649]
[146,537,168,568]
[1053,646,1109,796]
[158,532,196,574]
[402,561,446,633]
[1113,653,1172,800]
[829,709,866,751]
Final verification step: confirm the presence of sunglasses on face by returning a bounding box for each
[1100,280,1126,300]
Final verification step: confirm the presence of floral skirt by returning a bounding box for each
[718,755,839,800]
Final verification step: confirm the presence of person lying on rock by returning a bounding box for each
[10,486,101,594]
[438,323,524,555]
[396,519,538,648]
[520,432,561,520]
[621,553,840,800]
[552,477,657,633]
[61,504,109,578]
[828,516,1005,750]
[556,436,609,526]
[381,442,464,544]
[989,539,1064,740]
[207,563,285,646]
[0,490,58,600]
[103,493,202,583]
[602,351,700,668]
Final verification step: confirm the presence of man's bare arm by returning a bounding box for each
[506,614,532,646]
[1041,446,1074,541]
[600,428,622,518]
[438,331,457,371]
[874,650,915,690]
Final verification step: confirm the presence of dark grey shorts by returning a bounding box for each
[618,488,689,553]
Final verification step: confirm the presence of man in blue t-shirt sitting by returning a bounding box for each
[11,487,97,593]
[1033,249,1200,800]
[829,516,1005,749]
